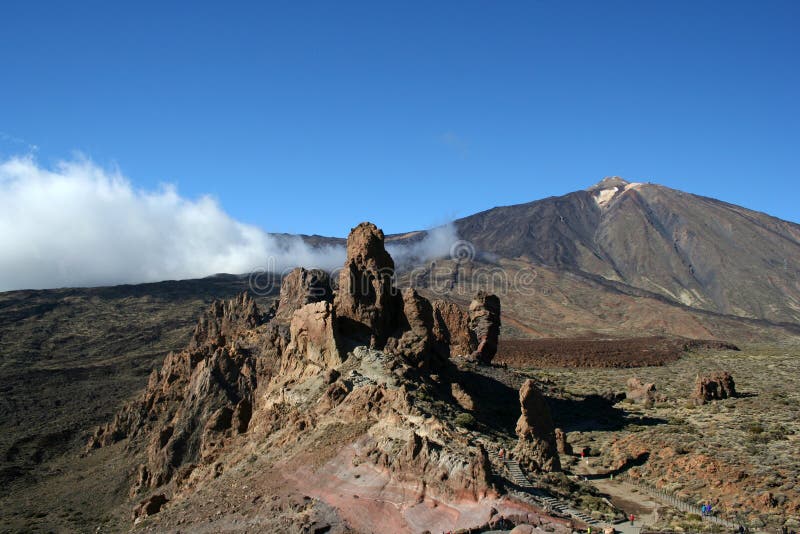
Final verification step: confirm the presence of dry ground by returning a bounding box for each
[521,341,800,532]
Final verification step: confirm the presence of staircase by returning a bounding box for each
[500,455,604,529]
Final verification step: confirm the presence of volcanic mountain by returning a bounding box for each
[455,177,800,326]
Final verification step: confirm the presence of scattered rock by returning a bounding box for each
[692,371,736,404]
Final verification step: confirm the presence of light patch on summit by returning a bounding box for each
[624,182,643,192]
[594,187,619,208]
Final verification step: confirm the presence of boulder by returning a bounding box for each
[451,382,476,411]
[514,379,561,472]
[132,494,168,520]
[692,371,736,404]
[625,377,663,404]
[469,292,501,364]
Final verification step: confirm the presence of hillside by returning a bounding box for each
[456,177,800,325]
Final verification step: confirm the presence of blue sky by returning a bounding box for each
[1,0,798,238]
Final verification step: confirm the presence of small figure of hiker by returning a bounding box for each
[629,513,635,525]
[498,448,504,459]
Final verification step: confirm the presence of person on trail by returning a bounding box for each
[499,448,504,459]
[629,513,635,525]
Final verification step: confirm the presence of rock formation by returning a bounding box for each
[432,299,476,358]
[554,428,572,456]
[383,287,436,367]
[334,222,401,347]
[274,267,333,324]
[692,371,736,404]
[133,494,168,521]
[86,221,505,530]
[514,379,561,472]
[625,377,664,404]
[469,291,501,364]
[87,292,279,493]
[283,300,342,375]
[190,292,264,348]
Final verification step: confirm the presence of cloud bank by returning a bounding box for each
[0,156,458,292]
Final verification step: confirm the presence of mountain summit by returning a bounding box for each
[456,179,800,324]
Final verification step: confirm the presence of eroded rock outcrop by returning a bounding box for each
[87,293,275,493]
[274,267,333,324]
[334,222,402,347]
[87,221,512,531]
[554,428,572,456]
[469,291,501,364]
[384,288,436,367]
[514,379,561,472]
[133,494,168,521]
[692,371,736,404]
[190,292,264,348]
[282,300,343,376]
[432,299,476,358]
[366,431,493,501]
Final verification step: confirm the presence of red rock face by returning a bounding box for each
[692,371,736,404]
[514,379,561,473]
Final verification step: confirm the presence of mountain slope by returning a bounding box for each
[455,177,800,324]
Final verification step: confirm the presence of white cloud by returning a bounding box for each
[387,223,460,269]
[0,155,459,291]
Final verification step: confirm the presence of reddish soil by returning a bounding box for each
[496,337,739,368]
